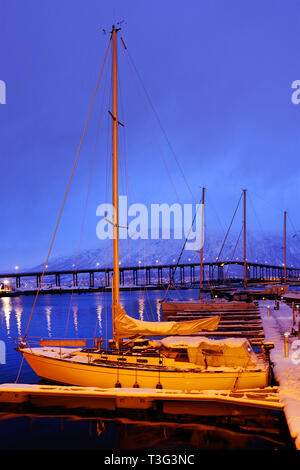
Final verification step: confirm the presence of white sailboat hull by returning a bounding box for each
[20,348,268,391]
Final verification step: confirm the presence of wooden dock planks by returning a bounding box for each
[162,300,265,346]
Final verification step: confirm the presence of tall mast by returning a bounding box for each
[199,187,205,300]
[284,210,287,284]
[111,25,120,341]
[243,189,247,290]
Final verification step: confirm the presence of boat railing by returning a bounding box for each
[14,336,101,351]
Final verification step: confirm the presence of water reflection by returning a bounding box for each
[0,413,291,451]
[138,298,145,321]
[73,306,79,332]
[1,297,12,336]
[156,299,161,321]
[96,305,102,334]
[45,307,52,337]
[15,306,22,337]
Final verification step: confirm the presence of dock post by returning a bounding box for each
[284,333,289,357]
[267,305,270,318]
[293,308,296,326]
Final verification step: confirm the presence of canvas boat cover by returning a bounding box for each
[114,307,220,339]
[160,336,259,368]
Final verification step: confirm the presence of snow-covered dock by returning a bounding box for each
[0,383,282,416]
[260,300,300,449]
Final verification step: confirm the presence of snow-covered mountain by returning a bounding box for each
[32,231,300,271]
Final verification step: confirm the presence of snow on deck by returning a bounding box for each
[260,300,300,449]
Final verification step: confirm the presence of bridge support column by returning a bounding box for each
[158,267,163,286]
[217,265,224,283]
[146,268,151,285]
[73,272,78,287]
[105,270,110,287]
[55,274,60,287]
[89,272,94,288]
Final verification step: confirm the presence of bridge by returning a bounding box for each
[0,260,299,292]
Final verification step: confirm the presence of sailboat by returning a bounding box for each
[17,26,269,391]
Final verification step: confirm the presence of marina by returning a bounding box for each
[0,290,299,450]
[1,0,300,454]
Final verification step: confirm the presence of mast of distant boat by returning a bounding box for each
[111,25,121,345]
[284,210,287,284]
[199,187,205,299]
[243,189,247,290]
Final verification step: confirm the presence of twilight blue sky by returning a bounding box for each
[0,0,300,271]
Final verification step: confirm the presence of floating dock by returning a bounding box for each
[0,383,282,418]
[260,300,300,449]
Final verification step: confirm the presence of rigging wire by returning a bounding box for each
[122,39,196,204]
[120,38,181,204]
[224,224,243,279]
[162,196,203,301]
[64,45,111,338]
[212,191,243,275]
[20,38,112,345]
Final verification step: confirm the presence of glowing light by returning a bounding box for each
[14,266,19,271]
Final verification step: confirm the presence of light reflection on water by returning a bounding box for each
[1,297,12,337]
[138,297,144,321]
[45,306,52,337]
[0,413,292,451]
